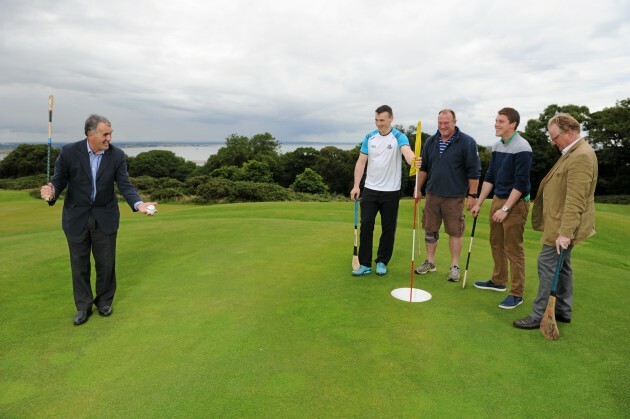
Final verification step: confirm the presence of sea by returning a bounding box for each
[0,142,359,165]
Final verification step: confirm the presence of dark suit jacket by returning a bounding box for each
[48,139,141,236]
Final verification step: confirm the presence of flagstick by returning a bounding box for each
[409,171,419,302]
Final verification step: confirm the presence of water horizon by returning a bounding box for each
[0,141,360,164]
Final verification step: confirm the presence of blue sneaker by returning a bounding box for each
[352,265,372,276]
[499,295,523,309]
[474,279,507,292]
[376,262,387,276]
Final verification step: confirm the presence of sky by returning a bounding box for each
[0,0,628,147]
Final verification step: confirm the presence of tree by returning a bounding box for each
[313,146,357,195]
[277,147,320,187]
[128,150,196,181]
[0,144,60,178]
[584,98,630,195]
[250,132,282,181]
[250,132,281,159]
[235,160,274,183]
[209,165,240,180]
[203,133,282,180]
[291,168,328,194]
[522,104,590,198]
[205,134,252,172]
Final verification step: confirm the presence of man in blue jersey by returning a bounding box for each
[471,108,533,309]
[414,109,481,282]
[350,105,420,276]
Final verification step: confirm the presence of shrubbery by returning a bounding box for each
[0,175,46,190]
[291,168,328,194]
[193,177,289,203]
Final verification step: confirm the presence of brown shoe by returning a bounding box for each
[513,315,540,329]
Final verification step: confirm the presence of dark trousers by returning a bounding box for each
[65,214,117,311]
[359,188,401,266]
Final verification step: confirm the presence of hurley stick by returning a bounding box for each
[47,95,53,183]
[541,248,565,340]
[352,198,360,270]
[462,216,478,289]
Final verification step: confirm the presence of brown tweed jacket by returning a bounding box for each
[531,138,598,246]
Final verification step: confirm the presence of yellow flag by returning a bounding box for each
[409,120,422,176]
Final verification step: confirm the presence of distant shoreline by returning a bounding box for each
[0,141,359,165]
[0,141,358,148]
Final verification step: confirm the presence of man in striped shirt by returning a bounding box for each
[414,109,481,282]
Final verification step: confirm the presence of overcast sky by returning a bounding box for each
[0,0,628,147]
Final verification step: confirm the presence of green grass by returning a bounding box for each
[1,190,628,418]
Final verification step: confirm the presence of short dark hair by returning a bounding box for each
[375,105,393,117]
[84,114,111,136]
[498,107,520,129]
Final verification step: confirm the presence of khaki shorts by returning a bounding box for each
[422,193,465,237]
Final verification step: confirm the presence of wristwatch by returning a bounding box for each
[501,205,509,212]
[467,193,478,198]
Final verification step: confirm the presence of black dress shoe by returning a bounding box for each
[556,315,571,323]
[98,306,113,317]
[73,309,92,326]
[513,315,541,329]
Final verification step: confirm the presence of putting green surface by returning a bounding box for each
[1,191,628,417]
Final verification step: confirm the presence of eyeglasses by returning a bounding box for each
[548,131,564,143]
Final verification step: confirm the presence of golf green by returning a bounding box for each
[0,191,627,417]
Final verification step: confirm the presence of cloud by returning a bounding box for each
[0,0,628,146]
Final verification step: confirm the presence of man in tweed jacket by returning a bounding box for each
[514,113,598,329]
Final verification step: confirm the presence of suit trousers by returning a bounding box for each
[359,188,400,266]
[489,198,528,297]
[530,244,574,321]
[65,213,117,311]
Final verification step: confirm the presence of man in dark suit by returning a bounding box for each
[41,114,157,326]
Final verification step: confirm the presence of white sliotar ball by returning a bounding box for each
[146,204,156,215]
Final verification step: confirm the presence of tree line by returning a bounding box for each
[1,99,628,203]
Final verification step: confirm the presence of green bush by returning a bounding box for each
[185,175,211,195]
[130,176,159,193]
[0,175,46,190]
[193,178,289,203]
[232,181,289,202]
[234,160,274,183]
[195,178,236,203]
[0,144,60,178]
[594,195,630,205]
[210,166,240,180]
[151,188,184,201]
[291,168,328,194]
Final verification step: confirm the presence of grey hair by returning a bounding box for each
[84,114,111,136]
[547,113,580,134]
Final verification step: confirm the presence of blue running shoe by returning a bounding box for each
[352,265,372,276]
[376,262,387,276]
[499,295,523,309]
[474,279,507,292]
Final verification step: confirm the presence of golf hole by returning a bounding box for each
[391,288,432,303]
